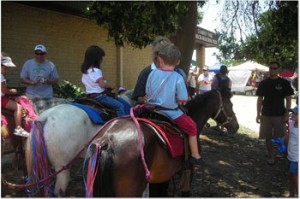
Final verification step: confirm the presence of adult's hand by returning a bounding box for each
[256,115,261,123]
[137,96,146,104]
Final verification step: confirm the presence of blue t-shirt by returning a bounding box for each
[20,59,58,98]
[146,68,188,119]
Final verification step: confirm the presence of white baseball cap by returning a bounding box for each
[34,44,47,52]
[1,56,16,67]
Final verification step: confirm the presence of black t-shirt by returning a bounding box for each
[256,77,294,116]
[132,65,152,101]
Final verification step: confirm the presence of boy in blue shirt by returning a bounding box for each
[146,43,203,165]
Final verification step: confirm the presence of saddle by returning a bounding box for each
[133,106,189,159]
[74,97,117,122]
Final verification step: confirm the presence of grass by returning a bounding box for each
[206,118,258,139]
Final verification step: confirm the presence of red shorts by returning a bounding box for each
[173,114,197,136]
[1,96,10,108]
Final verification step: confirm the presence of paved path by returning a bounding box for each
[231,94,297,133]
[231,95,260,133]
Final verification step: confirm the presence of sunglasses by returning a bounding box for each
[269,67,278,70]
[35,52,45,56]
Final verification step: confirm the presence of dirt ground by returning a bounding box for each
[1,125,289,197]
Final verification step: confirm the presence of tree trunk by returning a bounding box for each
[170,2,197,76]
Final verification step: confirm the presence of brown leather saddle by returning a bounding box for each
[133,106,189,155]
[135,106,183,134]
[74,96,117,121]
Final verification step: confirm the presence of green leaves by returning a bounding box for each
[53,80,85,100]
[217,1,298,70]
[85,2,190,48]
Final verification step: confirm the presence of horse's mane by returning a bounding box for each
[185,90,232,112]
[28,97,69,115]
[186,91,210,110]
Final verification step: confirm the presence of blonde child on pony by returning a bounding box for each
[146,44,203,165]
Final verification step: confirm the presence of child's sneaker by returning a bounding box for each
[13,128,29,138]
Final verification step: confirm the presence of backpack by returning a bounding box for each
[216,74,230,93]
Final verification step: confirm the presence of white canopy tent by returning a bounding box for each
[228,61,269,94]
[228,70,252,93]
[228,61,269,72]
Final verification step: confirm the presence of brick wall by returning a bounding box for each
[2,2,152,92]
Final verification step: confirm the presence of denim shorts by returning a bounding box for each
[287,159,298,174]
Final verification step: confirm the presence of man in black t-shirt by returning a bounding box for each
[256,61,294,165]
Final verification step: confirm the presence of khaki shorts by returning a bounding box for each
[259,115,286,139]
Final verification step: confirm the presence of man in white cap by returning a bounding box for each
[20,44,59,98]
[2,55,29,137]
[197,66,213,95]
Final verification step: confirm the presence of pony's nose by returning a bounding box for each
[226,119,239,134]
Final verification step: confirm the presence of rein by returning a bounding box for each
[130,105,151,181]
[212,91,236,127]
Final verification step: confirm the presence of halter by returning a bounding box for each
[212,91,236,127]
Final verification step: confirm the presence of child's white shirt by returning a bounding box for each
[287,121,299,162]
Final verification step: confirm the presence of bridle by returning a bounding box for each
[212,90,236,127]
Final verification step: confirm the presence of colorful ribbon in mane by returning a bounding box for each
[25,121,51,197]
[83,143,102,197]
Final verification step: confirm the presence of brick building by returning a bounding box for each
[1,2,216,91]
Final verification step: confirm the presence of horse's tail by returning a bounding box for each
[25,120,51,197]
[83,142,114,197]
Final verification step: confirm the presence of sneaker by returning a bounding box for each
[13,128,29,138]
[189,156,205,166]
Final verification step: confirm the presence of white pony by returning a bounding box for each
[25,90,135,197]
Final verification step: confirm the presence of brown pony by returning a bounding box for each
[86,90,239,197]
